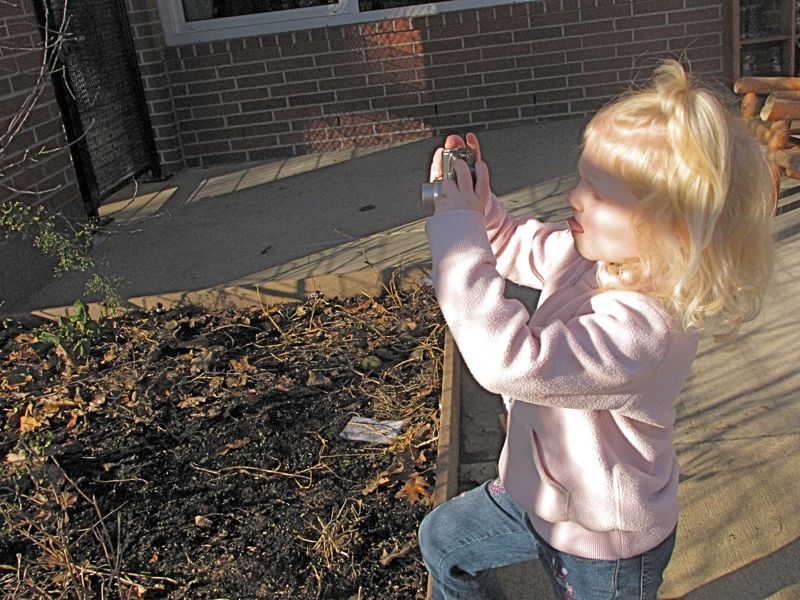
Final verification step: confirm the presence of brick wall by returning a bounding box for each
[0,0,82,215]
[126,0,726,171]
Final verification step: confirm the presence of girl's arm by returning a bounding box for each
[429,133,565,288]
[427,210,669,410]
[483,191,568,289]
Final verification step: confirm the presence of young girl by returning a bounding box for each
[419,60,775,599]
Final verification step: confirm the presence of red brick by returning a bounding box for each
[685,20,723,36]
[614,13,666,31]
[193,103,242,122]
[479,15,531,34]
[520,80,577,100]
[434,74,482,90]
[323,99,371,115]
[173,93,220,109]
[187,79,236,95]
[288,91,336,107]
[633,0,683,15]
[285,66,334,82]
[234,135,279,150]
[516,51,567,68]
[200,152,248,167]
[483,69,533,85]
[514,25,565,42]
[469,82,517,97]
[270,80,319,97]
[563,18,615,38]
[279,41,330,58]
[487,92,537,108]
[668,7,720,24]
[240,98,290,113]
[370,93,421,110]
[273,105,323,120]
[472,107,520,122]
[520,102,571,118]
[579,4,633,21]
[568,70,618,87]
[463,31,513,48]
[235,72,285,89]
[431,48,482,66]
[226,112,277,127]
[633,24,686,41]
[533,61,582,78]
[615,39,669,57]
[466,57,514,74]
[314,50,365,67]
[218,63,267,78]
[379,55,425,73]
[384,80,428,95]
[533,36,581,54]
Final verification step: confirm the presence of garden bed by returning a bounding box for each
[0,285,444,599]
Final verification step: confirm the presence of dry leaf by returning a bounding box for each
[194,515,213,528]
[395,473,431,505]
[4,451,26,466]
[379,540,415,566]
[66,409,84,429]
[230,356,253,372]
[59,491,78,509]
[215,438,250,456]
[362,450,412,495]
[178,395,207,409]
[190,350,213,374]
[306,370,332,388]
[20,414,44,434]
[225,373,248,388]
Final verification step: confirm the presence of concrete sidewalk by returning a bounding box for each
[3,117,799,599]
[2,118,586,316]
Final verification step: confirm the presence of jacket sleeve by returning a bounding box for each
[483,192,571,289]
[426,210,669,411]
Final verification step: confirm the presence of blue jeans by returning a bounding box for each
[419,479,676,600]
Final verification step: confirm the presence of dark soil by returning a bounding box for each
[0,286,444,599]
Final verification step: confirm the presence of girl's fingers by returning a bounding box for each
[474,160,490,203]
[453,159,475,195]
[444,134,466,149]
[465,132,482,161]
[430,147,444,181]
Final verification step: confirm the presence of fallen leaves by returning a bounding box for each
[215,438,251,456]
[395,473,431,506]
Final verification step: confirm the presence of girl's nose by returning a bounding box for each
[567,185,582,211]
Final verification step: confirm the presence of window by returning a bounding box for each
[159,0,516,45]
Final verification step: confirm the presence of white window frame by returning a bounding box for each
[157,0,524,46]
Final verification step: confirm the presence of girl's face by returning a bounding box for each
[566,137,640,264]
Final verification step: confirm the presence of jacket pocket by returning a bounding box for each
[529,430,570,522]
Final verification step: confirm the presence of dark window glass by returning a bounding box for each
[182,0,338,22]
[359,0,447,9]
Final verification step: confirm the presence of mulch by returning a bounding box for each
[0,284,444,599]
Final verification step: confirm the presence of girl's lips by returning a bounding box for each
[568,217,584,234]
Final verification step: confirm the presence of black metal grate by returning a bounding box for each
[37,0,159,214]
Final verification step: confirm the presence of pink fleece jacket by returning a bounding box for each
[425,194,699,560]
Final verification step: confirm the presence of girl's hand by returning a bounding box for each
[429,132,492,214]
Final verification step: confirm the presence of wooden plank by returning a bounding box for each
[734,77,800,94]
[761,93,800,121]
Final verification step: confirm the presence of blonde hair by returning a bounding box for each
[584,59,774,340]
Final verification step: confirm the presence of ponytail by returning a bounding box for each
[583,59,774,340]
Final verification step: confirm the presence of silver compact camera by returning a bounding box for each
[421,148,477,210]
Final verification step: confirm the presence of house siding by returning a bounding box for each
[127,0,727,172]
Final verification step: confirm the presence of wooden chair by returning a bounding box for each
[733,77,800,200]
